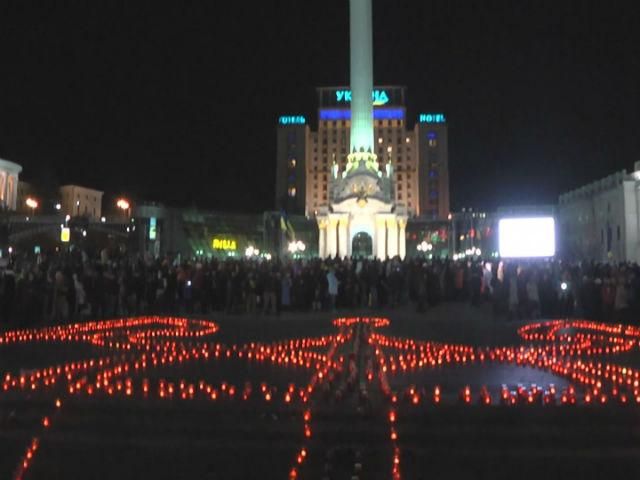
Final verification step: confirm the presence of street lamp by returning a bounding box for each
[116,198,130,219]
[25,197,38,216]
[288,240,306,255]
[417,241,432,252]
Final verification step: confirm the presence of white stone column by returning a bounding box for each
[9,175,17,211]
[318,219,327,258]
[328,217,339,258]
[387,217,398,258]
[398,218,407,259]
[376,216,387,260]
[0,172,6,205]
[338,216,349,259]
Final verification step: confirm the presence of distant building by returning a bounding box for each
[276,86,450,221]
[16,181,35,213]
[275,118,308,215]
[59,185,103,220]
[0,158,22,211]
[558,164,640,263]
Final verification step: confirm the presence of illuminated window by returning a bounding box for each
[290,159,296,168]
[406,137,410,143]
[378,137,383,144]
[288,187,296,197]
[428,139,437,147]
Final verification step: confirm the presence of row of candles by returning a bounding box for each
[1,317,222,479]
[0,316,219,347]
[287,323,352,479]
[8,315,639,479]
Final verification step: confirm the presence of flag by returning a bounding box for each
[286,219,295,238]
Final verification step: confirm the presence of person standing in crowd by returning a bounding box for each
[0,265,16,324]
[526,271,540,319]
[326,267,339,312]
[614,274,629,323]
[280,270,292,311]
[3,245,640,327]
[262,267,279,315]
[51,270,68,324]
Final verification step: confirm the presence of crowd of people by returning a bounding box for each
[0,246,639,327]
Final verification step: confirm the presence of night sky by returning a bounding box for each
[1,1,639,213]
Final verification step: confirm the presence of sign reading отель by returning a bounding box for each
[212,238,237,250]
[279,115,306,125]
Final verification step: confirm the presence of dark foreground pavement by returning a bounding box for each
[1,303,640,479]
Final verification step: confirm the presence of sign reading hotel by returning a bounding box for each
[419,113,446,123]
[212,238,237,250]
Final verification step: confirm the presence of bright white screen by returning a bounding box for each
[498,217,555,258]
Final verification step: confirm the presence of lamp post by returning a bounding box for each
[116,198,130,219]
[288,240,306,257]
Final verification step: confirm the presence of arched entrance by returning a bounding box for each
[351,231,373,258]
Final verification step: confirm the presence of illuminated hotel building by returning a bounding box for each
[276,89,450,221]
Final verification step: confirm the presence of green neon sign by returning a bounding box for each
[335,89,390,106]
[419,113,446,123]
[279,115,306,125]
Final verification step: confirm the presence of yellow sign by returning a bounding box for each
[60,227,70,242]
[212,238,236,250]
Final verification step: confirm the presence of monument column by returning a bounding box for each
[338,216,349,258]
[349,0,374,155]
[398,218,407,259]
[376,216,387,259]
[387,217,398,258]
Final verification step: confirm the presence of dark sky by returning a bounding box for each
[1,1,639,212]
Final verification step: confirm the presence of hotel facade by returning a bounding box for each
[275,86,450,222]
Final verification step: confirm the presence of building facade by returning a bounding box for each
[558,167,640,263]
[416,114,449,219]
[276,89,450,221]
[275,117,308,215]
[0,158,22,211]
[59,185,104,220]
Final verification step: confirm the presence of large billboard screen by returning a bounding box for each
[498,217,555,258]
